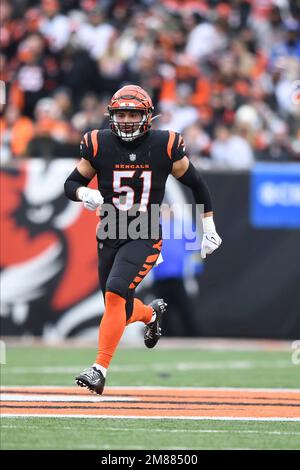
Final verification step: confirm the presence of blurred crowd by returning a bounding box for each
[1,0,300,168]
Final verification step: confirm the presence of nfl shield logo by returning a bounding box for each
[129,153,136,162]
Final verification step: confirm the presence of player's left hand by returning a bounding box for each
[201,232,222,259]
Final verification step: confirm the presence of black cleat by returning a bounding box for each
[75,367,105,395]
[144,298,167,349]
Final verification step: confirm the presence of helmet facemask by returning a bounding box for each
[110,109,150,142]
[107,85,154,142]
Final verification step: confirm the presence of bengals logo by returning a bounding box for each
[0,160,102,337]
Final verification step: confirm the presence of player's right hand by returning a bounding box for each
[77,187,104,211]
[201,232,222,259]
[201,215,222,259]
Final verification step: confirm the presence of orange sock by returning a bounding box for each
[126,298,153,325]
[95,291,126,368]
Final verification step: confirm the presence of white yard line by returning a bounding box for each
[2,360,296,374]
[1,414,300,421]
[1,385,300,392]
[0,394,136,402]
[1,423,300,435]
[1,337,294,351]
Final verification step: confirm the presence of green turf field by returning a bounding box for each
[1,344,299,450]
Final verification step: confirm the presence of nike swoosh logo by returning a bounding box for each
[208,236,219,246]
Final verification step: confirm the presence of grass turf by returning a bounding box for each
[1,345,299,450]
[1,346,298,388]
[1,417,300,450]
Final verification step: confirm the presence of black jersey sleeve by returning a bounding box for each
[167,131,186,162]
[177,162,212,212]
[79,130,99,167]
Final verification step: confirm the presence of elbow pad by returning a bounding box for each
[64,168,91,201]
[177,162,212,213]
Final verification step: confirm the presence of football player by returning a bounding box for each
[64,85,222,395]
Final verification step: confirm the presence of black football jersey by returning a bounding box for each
[80,129,186,241]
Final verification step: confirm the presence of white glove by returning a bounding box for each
[201,216,222,259]
[77,187,104,211]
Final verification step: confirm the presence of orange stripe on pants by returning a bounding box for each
[138,263,153,276]
[152,240,162,250]
[146,254,159,264]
